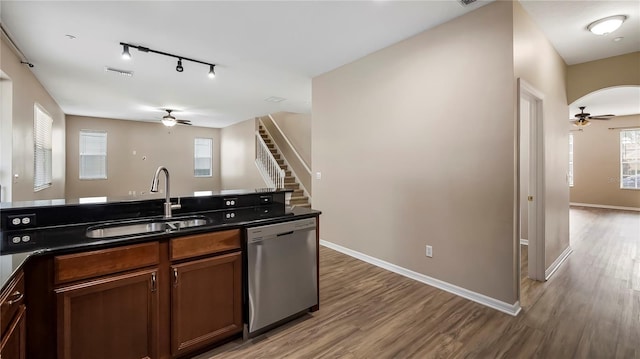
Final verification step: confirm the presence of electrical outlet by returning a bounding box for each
[426,245,433,258]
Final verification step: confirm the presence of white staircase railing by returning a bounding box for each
[255,131,285,189]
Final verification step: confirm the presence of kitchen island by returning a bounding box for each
[0,189,320,359]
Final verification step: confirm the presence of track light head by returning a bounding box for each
[121,44,131,60]
[208,65,215,79]
[176,59,184,72]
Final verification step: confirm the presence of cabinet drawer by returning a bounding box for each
[1,271,25,337]
[170,230,241,261]
[54,242,159,285]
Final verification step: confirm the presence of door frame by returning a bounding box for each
[518,78,546,282]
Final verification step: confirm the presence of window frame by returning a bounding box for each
[79,130,108,180]
[194,137,213,178]
[620,129,640,190]
[33,103,53,192]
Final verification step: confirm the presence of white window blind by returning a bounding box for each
[621,129,640,190]
[34,104,53,191]
[568,133,574,187]
[79,130,107,180]
[194,138,212,177]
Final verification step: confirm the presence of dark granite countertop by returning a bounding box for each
[0,206,320,292]
[0,188,289,210]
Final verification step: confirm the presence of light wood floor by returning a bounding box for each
[199,207,639,358]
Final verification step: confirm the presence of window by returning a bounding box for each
[621,129,640,189]
[568,133,574,187]
[194,138,212,177]
[79,130,107,180]
[34,104,52,191]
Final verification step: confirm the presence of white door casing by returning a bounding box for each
[518,78,546,282]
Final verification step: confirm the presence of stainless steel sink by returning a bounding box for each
[86,216,210,239]
[165,218,208,230]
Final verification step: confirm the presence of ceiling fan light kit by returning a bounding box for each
[587,15,627,35]
[119,42,216,78]
[161,109,192,127]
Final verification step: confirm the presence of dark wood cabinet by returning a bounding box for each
[170,252,242,356]
[1,271,26,359]
[0,305,26,359]
[55,269,159,359]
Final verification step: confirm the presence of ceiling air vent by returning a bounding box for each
[459,0,477,6]
[104,66,133,77]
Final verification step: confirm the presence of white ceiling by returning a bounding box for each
[1,1,639,128]
[520,0,640,65]
[569,86,640,119]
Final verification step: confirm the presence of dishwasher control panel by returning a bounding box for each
[246,218,316,243]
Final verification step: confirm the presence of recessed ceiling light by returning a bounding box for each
[264,96,286,103]
[613,37,624,42]
[587,15,627,36]
[65,34,77,40]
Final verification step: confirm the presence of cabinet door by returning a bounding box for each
[0,306,26,359]
[171,252,242,356]
[56,269,159,359]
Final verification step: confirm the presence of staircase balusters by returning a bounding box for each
[255,131,285,189]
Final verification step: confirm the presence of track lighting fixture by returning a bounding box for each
[119,42,216,78]
[121,44,131,60]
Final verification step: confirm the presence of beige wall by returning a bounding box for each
[567,52,640,104]
[313,2,518,303]
[570,114,640,208]
[1,36,66,201]
[514,2,570,271]
[65,115,220,198]
[220,118,265,190]
[270,112,311,167]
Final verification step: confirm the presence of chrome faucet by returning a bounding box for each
[150,166,181,218]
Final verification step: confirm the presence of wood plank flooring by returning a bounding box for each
[197,207,639,358]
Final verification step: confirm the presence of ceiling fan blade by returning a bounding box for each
[588,114,615,120]
[176,120,192,125]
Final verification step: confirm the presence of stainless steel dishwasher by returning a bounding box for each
[246,217,318,336]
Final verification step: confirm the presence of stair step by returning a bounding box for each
[272,153,281,160]
[280,165,288,170]
[284,183,299,190]
[289,196,309,205]
[292,203,311,209]
[285,170,292,177]
[291,189,304,197]
[267,144,275,149]
[276,159,284,165]
[284,176,296,183]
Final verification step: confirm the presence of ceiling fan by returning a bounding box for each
[161,109,192,127]
[571,106,615,127]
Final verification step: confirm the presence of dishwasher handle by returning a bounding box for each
[248,229,309,244]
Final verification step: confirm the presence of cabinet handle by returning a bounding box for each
[6,291,24,305]
[173,268,178,286]
[151,272,157,292]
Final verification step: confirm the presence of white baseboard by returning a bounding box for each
[320,240,521,317]
[545,245,572,280]
[570,202,640,212]
[520,239,529,246]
